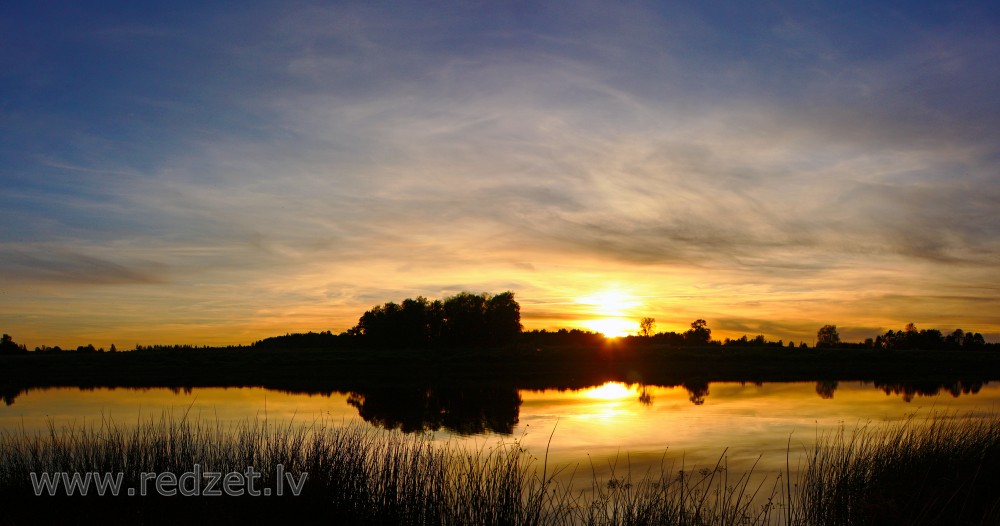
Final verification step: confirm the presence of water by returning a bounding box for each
[3,380,997,480]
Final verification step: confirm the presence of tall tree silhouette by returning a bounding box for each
[639,317,656,337]
[486,291,522,345]
[0,334,26,354]
[683,319,711,345]
[816,325,840,347]
[443,292,489,346]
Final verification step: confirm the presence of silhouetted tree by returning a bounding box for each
[1,334,27,354]
[639,317,655,337]
[901,322,920,349]
[683,319,712,346]
[354,302,404,346]
[964,331,986,349]
[399,296,435,345]
[352,291,522,348]
[485,291,522,345]
[946,329,965,349]
[442,292,489,346]
[919,329,944,349]
[427,299,446,342]
[816,325,840,347]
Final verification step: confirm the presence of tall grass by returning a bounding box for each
[791,413,1000,526]
[578,451,785,526]
[1,412,998,525]
[0,413,547,524]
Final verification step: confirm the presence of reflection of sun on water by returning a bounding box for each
[580,382,637,422]
[584,382,635,400]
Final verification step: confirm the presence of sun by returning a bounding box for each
[583,318,635,338]
[577,290,638,316]
[576,289,642,338]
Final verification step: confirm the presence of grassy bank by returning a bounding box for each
[2,413,999,525]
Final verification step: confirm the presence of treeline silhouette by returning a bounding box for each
[872,324,988,350]
[254,331,345,349]
[722,335,807,348]
[632,322,995,351]
[808,323,992,351]
[4,296,999,353]
[253,291,522,349]
[525,319,714,347]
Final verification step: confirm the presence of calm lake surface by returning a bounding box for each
[3,381,998,480]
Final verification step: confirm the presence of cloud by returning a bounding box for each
[0,245,165,286]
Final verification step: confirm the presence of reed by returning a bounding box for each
[1,412,998,525]
[0,413,550,524]
[792,412,1000,526]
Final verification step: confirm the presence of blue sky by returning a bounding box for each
[3,1,1000,347]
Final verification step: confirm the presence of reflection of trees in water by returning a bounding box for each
[673,379,989,406]
[0,378,993,413]
[815,380,839,399]
[876,381,986,403]
[346,386,522,435]
[682,381,710,405]
[1,387,21,406]
[638,385,653,406]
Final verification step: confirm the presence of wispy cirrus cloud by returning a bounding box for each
[1,245,165,286]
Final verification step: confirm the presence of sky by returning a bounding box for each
[2,1,1000,348]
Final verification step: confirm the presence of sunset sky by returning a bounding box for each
[3,1,999,348]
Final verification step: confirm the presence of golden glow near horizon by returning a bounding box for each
[583,319,636,339]
[576,289,642,338]
[6,259,999,348]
